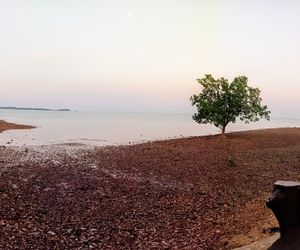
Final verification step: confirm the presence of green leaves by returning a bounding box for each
[191,75,271,134]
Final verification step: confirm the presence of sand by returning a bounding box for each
[0,128,299,249]
[0,120,35,133]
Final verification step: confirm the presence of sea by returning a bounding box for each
[0,110,299,146]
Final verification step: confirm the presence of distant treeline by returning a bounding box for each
[0,107,71,112]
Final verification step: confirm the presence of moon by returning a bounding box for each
[127,11,133,17]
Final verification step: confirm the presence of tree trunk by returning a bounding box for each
[221,126,226,139]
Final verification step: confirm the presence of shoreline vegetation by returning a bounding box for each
[0,120,35,133]
[0,127,299,248]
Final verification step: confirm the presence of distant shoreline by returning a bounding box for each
[0,107,71,112]
[0,120,35,133]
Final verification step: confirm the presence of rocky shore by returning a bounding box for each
[0,128,299,249]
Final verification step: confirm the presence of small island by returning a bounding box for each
[0,107,71,112]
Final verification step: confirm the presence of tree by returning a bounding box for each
[191,74,271,136]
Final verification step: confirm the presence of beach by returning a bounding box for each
[0,127,299,249]
[2,0,300,248]
[0,120,35,133]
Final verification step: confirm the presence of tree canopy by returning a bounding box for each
[191,75,271,135]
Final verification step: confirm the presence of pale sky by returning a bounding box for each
[0,0,299,117]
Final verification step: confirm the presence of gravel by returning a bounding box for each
[0,128,299,249]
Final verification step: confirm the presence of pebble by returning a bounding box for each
[47,231,56,236]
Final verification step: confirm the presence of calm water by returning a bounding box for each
[0,110,299,146]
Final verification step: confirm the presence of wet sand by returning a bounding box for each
[0,120,35,133]
[0,128,299,249]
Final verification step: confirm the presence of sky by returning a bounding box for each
[0,0,299,117]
